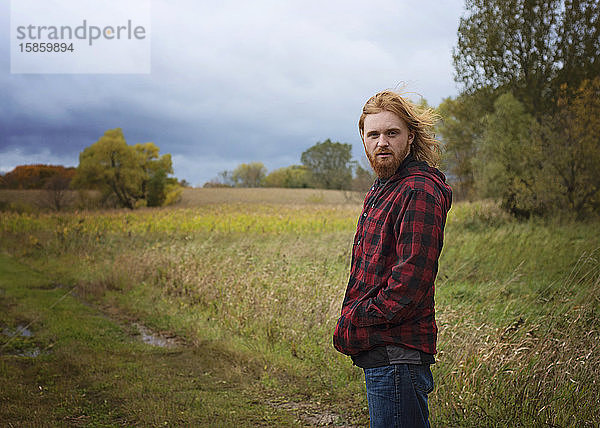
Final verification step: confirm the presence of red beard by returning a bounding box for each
[366,145,410,179]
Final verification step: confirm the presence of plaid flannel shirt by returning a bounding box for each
[333,155,452,356]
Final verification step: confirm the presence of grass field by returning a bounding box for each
[177,187,365,205]
[0,187,365,212]
[1,188,599,426]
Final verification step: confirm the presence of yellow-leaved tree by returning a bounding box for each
[72,128,179,209]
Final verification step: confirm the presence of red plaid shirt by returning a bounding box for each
[333,155,452,356]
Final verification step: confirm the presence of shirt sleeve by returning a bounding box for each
[348,189,443,327]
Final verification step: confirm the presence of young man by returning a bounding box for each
[333,90,452,428]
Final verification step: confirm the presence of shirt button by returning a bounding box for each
[363,212,367,217]
[357,239,361,245]
[371,204,375,208]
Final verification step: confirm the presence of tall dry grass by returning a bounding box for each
[0,196,598,426]
[177,187,365,206]
[434,251,600,426]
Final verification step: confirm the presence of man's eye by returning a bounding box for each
[387,131,398,136]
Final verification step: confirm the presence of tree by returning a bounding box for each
[475,93,547,217]
[437,89,496,200]
[476,82,600,218]
[555,1,600,99]
[42,175,74,211]
[231,162,267,187]
[351,159,376,192]
[301,139,353,189]
[451,0,600,218]
[162,177,184,206]
[539,78,600,217]
[135,142,173,206]
[204,170,235,188]
[72,128,174,209]
[263,165,310,188]
[454,0,600,117]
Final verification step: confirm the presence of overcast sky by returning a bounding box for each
[1,0,465,186]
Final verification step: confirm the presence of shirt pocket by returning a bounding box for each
[362,214,385,256]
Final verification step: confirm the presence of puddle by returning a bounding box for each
[18,348,41,357]
[133,323,179,348]
[1,324,43,357]
[3,325,33,337]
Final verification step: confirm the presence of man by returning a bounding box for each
[333,90,452,428]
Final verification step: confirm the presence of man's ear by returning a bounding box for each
[408,133,415,145]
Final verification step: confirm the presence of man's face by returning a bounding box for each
[362,111,414,179]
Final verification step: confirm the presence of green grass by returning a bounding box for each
[0,255,311,426]
[1,193,599,427]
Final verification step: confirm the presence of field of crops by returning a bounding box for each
[1,189,599,426]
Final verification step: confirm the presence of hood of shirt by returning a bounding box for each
[381,153,452,212]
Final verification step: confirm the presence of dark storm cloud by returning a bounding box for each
[1,0,464,184]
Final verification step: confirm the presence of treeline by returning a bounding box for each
[204,139,375,192]
[439,0,599,219]
[1,128,184,210]
[0,165,76,190]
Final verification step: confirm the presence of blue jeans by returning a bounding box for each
[364,364,433,428]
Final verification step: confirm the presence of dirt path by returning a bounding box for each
[0,254,361,427]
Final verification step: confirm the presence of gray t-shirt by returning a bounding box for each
[351,345,434,368]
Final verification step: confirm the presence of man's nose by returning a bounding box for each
[377,135,389,147]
